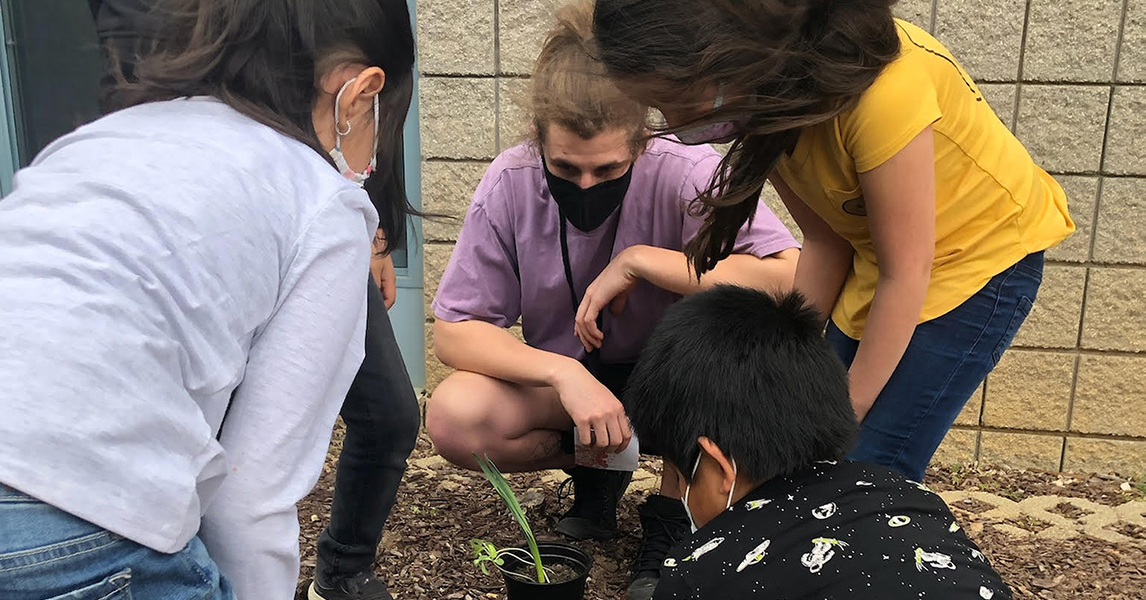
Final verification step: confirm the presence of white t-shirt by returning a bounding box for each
[0,97,377,599]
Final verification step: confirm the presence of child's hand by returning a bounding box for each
[552,365,632,453]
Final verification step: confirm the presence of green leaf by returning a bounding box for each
[473,453,548,583]
[470,538,503,576]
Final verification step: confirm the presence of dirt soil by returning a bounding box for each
[296,428,1146,600]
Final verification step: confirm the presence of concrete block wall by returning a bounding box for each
[415,0,1146,476]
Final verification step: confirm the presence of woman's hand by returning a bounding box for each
[371,253,397,309]
[371,232,397,309]
[574,247,643,352]
[551,363,633,452]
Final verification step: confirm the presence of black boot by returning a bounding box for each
[627,494,691,600]
[554,466,632,541]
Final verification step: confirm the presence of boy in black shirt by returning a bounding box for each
[625,287,1012,600]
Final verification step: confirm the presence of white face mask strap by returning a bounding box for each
[369,91,380,160]
[726,458,738,510]
[334,78,357,139]
[712,83,726,110]
[684,452,702,504]
[681,454,702,533]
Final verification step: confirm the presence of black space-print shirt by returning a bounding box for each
[655,461,1012,600]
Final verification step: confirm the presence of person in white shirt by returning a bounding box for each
[0,0,415,598]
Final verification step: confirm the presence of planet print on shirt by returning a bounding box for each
[888,515,912,528]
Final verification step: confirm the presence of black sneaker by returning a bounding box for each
[308,571,393,600]
[627,494,691,600]
[554,466,633,541]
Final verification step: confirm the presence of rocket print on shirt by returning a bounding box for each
[653,462,1013,600]
[736,539,771,572]
[745,498,773,511]
[683,537,726,562]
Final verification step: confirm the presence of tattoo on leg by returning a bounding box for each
[529,432,562,463]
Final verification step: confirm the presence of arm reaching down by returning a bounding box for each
[847,128,936,420]
[771,174,855,324]
[197,194,375,600]
[434,318,631,451]
[573,245,798,350]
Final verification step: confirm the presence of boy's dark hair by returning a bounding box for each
[625,286,857,483]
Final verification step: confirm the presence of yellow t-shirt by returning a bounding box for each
[775,19,1074,340]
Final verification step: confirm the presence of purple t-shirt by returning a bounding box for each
[433,138,799,363]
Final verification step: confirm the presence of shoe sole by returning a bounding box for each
[307,581,329,600]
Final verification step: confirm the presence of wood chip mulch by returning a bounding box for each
[295,429,1146,600]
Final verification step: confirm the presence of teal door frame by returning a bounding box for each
[0,2,19,195]
[388,0,427,389]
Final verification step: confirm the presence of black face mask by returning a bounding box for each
[543,159,634,232]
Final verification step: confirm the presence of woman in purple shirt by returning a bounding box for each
[425,3,798,598]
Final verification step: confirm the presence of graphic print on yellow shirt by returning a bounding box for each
[775,19,1074,340]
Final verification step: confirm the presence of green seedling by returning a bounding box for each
[470,539,504,575]
[472,453,548,583]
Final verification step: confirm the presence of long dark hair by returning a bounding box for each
[119,0,417,250]
[593,0,900,274]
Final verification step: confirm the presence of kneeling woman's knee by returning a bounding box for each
[424,382,481,462]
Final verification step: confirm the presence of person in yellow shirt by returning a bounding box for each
[589,0,1074,482]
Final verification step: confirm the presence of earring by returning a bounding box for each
[336,119,352,136]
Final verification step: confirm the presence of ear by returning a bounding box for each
[698,436,736,495]
[340,66,386,123]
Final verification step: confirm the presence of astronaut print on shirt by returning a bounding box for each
[653,461,1013,600]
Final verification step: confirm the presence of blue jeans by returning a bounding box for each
[828,252,1045,482]
[0,485,234,600]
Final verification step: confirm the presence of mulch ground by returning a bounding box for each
[295,427,1146,600]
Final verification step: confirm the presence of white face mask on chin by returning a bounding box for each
[330,77,380,186]
[681,453,738,534]
[674,92,747,146]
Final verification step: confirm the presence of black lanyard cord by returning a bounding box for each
[558,209,621,360]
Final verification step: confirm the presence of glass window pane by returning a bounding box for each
[4,0,102,165]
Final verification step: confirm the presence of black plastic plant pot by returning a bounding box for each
[497,542,592,600]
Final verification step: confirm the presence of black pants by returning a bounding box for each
[317,278,421,580]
